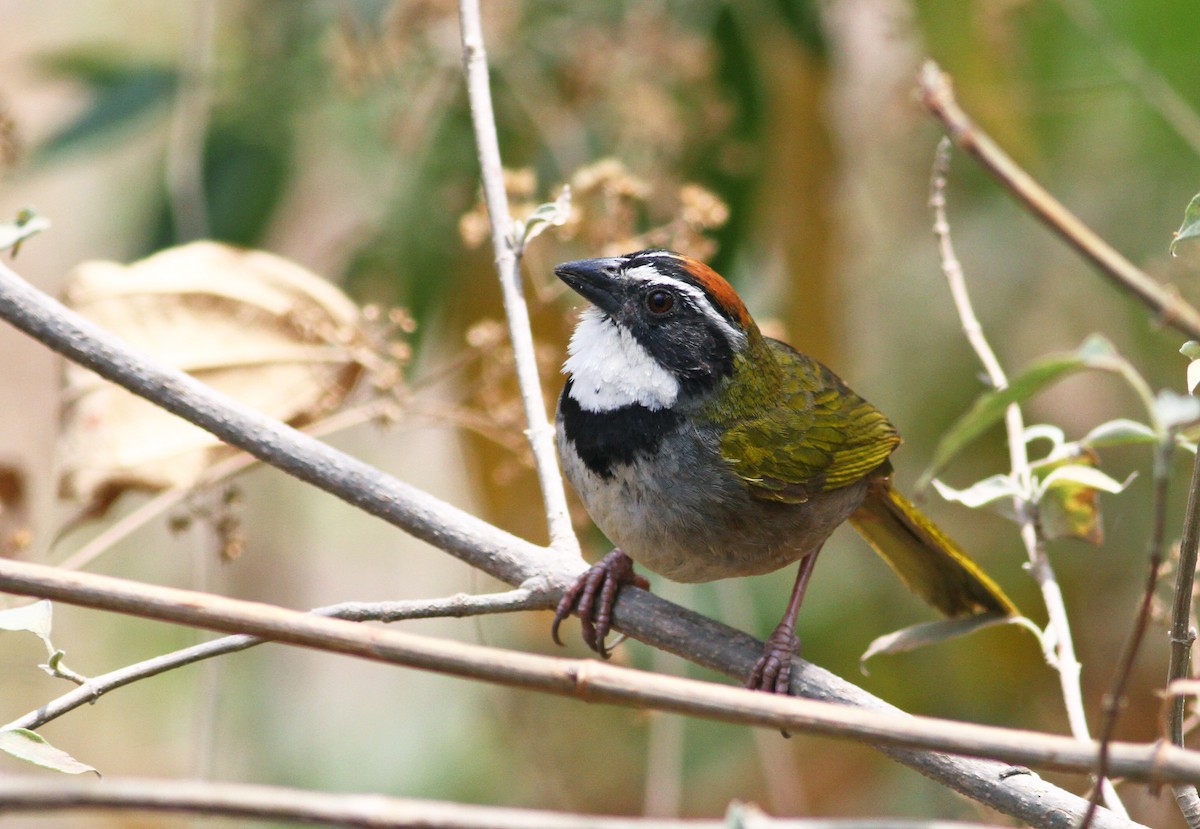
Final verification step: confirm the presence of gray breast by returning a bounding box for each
[558,413,869,583]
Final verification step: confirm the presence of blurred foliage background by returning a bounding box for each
[1,1,1200,826]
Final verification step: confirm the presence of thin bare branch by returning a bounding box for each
[0,775,1014,829]
[918,60,1200,341]
[5,589,543,732]
[1169,448,1200,826]
[458,0,578,554]
[929,137,1125,816]
[0,555,1189,809]
[1082,438,1176,828]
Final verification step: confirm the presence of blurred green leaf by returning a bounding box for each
[860,612,1014,668]
[0,728,98,775]
[918,335,1122,489]
[1171,192,1200,255]
[1181,341,1200,361]
[0,209,50,255]
[0,600,54,656]
[1036,464,1132,497]
[516,186,572,253]
[1080,418,1157,448]
[1157,389,1200,426]
[931,474,1019,509]
[35,49,175,161]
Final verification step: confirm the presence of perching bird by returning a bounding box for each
[550,249,1014,692]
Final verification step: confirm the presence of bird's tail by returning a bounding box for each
[848,481,1016,618]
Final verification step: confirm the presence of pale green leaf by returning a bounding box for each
[1037,464,1133,497]
[1156,389,1200,426]
[0,209,51,254]
[1171,193,1200,255]
[0,728,98,775]
[931,475,1019,509]
[919,335,1126,489]
[1023,424,1066,451]
[1182,341,1200,361]
[860,612,1014,668]
[516,186,571,250]
[0,600,55,657]
[1081,419,1158,448]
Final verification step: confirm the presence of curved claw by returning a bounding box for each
[551,549,648,657]
[747,626,800,695]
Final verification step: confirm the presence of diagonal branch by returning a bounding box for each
[918,60,1200,341]
[0,259,580,592]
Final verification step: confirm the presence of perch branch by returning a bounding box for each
[0,554,1193,804]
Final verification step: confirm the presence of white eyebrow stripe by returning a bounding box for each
[622,263,746,347]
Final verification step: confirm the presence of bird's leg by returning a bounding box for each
[551,549,650,658]
[747,548,822,694]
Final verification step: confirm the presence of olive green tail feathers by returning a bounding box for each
[849,483,1016,618]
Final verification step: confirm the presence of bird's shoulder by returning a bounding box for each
[710,337,901,503]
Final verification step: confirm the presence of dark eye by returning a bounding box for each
[646,289,675,315]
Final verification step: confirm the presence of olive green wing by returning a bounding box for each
[719,341,900,503]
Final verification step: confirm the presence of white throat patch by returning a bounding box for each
[563,306,680,412]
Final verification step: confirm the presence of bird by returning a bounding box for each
[549,249,1015,693]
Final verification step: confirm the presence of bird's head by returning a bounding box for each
[557,249,760,413]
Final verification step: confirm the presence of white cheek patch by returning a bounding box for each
[563,307,680,412]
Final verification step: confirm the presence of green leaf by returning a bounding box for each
[1182,341,1200,361]
[0,728,98,775]
[0,209,50,255]
[860,612,1015,669]
[1081,418,1158,448]
[1171,193,1200,255]
[0,600,55,658]
[931,475,1020,509]
[516,186,572,252]
[1157,389,1200,426]
[34,49,176,161]
[1036,464,1133,497]
[919,335,1123,489]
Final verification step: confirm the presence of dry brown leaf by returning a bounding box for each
[59,241,371,509]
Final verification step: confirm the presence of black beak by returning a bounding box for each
[554,257,625,315]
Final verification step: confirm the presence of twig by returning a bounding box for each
[929,137,1126,816]
[458,0,578,554]
[4,589,543,732]
[0,555,1190,803]
[0,261,1143,828]
[1082,437,1176,828]
[1169,448,1200,826]
[918,60,1200,342]
[0,774,1014,829]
